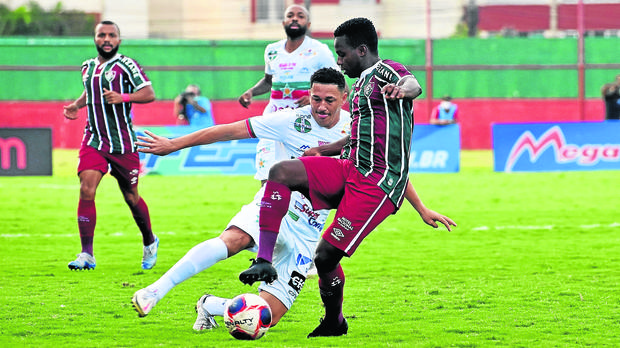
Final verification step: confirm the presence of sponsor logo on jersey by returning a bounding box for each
[120,56,143,78]
[270,190,282,200]
[287,210,300,221]
[337,217,354,231]
[294,117,312,133]
[376,64,397,82]
[296,254,313,266]
[288,270,306,294]
[293,200,324,231]
[331,228,344,241]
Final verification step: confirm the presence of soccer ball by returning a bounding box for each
[224,293,272,340]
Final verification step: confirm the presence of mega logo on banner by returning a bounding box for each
[493,121,620,172]
[0,128,52,176]
[138,124,460,176]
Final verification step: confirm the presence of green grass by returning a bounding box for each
[1,149,619,347]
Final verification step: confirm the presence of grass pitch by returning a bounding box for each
[1,150,619,347]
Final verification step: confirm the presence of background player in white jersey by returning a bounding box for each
[237,4,339,183]
[131,68,350,329]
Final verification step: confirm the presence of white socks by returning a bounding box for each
[149,237,228,300]
[203,295,229,317]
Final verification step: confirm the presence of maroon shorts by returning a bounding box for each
[77,145,141,189]
[299,156,396,256]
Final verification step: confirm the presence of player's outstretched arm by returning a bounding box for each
[136,120,251,156]
[404,180,456,231]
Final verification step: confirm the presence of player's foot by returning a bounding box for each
[238,258,277,285]
[68,252,96,270]
[307,317,348,338]
[142,235,159,270]
[307,263,318,278]
[132,288,159,317]
[193,294,219,331]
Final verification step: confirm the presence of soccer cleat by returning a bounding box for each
[131,288,159,317]
[307,317,349,338]
[193,294,219,331]
[142,235,159,270]
[238,258,277,285]
[68,252,96,270]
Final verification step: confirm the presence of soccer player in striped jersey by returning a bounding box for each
[63,21,158,271]
[239,17,457,338]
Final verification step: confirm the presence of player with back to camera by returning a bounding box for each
[131,68,351,329]
[238,4,339,185]
[239,17,457,338]
[63,20,159,271]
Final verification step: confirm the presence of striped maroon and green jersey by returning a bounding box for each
[341,59,415,208]
[80,54,151,154]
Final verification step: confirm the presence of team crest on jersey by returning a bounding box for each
[364,81,375,98]
[294,117,312,133]
[267,50,278,61]
[104,70,116,82]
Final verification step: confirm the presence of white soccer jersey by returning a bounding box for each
[254,36,339,181]
[227,106,350,308]
[247,105,350,161]
[263,36,339,113]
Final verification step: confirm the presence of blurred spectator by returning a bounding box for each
[430,95,459,125]
[174,84,214,127]
[601,75,620,120]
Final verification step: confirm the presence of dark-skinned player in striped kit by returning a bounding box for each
[240,17,456,337]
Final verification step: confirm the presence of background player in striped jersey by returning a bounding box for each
[63,21,158,271]
[237,4,339,184]
[131,68,350,330]
[239,17,457,337]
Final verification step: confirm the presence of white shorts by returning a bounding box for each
[227,187,327,309]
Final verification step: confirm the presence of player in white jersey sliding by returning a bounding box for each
[238,4,339,183]
[131,68,350,329]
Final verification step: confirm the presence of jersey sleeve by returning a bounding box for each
[120,56,152,90]
[246,109,292,141]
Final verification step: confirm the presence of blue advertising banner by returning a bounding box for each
[138,124,461,176]
[493,121,620,172]
[409,124,460,173]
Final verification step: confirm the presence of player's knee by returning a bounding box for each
[267,161,290,183]
[313,247,340,273]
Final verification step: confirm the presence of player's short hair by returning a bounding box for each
[334,17,378,54]
[97,20,120,36]
[310,68,346,91]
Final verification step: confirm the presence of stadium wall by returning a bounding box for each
[0,37,614,149]
[0,98,604,150]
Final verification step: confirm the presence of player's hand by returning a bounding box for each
[135,130,176,156]
[294,95,310,108]
[381,83,406,100]
[238,91,252,108]
[63,104,79,120]
[302,147,322,157]
[418,208,457,232]
[103,88,122,104]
